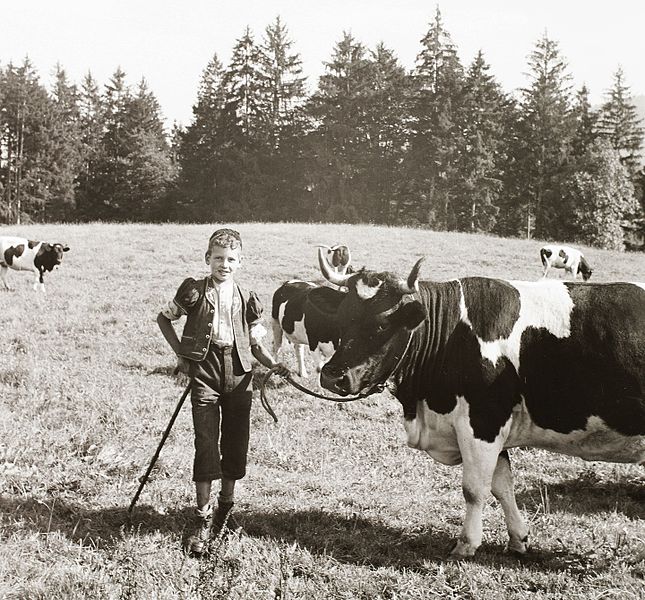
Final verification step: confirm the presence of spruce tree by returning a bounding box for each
[46,65,83,220]
[408,7,465,229]
[177,53,227,220]
[258,17,309,219]
[0,58,54,223]
[76,72,105,221]
[596,67,644,177]
[457,50,509,232]
[307,31,373,221]
[515,33,575,239]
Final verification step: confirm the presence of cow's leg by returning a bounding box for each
[491,450,529,554]
[33,267,45,292]
[294,344,308,378]
[0,265,9,290]
[542,263,549,278]
[271,319,284,358]
[452,430,503,558]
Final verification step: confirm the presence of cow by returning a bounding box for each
[271,245,351,378]
[540,244,592,281]
[0,236,70,292]
[315,247,644,558]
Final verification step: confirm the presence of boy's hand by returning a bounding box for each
[272,362,291,378]
[173,356,191,375]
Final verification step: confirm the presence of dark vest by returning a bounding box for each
[177,277,254,371]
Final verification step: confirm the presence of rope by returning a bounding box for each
[259,366,381,423]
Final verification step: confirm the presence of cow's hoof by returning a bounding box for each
[507,535,530,555]
[450,539,478,559]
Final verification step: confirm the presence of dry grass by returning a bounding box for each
[0,222,643,599]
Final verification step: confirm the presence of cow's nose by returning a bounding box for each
[320,364,349,394]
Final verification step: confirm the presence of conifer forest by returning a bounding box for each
[1,11,644,250]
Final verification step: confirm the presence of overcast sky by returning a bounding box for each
[2,1,644,128]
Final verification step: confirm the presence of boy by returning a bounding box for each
[157,228,289,556]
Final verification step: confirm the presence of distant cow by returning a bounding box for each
[316,248,644,557]
[540,244,592,281]
[271,245,350,377]
[0,236,70,291]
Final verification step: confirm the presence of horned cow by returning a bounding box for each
[271,245,350,377]
[315,248,644,558]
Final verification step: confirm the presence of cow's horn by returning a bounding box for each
[318,247,351,286]
[395,257,424,294]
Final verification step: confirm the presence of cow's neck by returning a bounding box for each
[390,280,463,419]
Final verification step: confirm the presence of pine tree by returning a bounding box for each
[0,58,54,223]
[407,7,465,229]
[45,64,83,220]
[306,31,373,221]
[456,50,509,232]
[514,33,575,239]
[596,67,644,177]
[570,84,598,158]
[258,17,309,219]
[122,79,175,220]
[75,72,105,220]
[218,27,270,218]
[177,53,227,220]
[363,42,409,222]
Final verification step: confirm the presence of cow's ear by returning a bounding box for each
[63,245,70,252]
[392,301,425,330]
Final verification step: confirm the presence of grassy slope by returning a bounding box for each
[0,222,643,600]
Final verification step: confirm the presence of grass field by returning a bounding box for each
[0,222,643,600]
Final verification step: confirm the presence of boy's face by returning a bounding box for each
[206,245,241,283]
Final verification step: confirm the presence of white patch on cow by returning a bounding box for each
[286,279,316,287]
[275,302,335,378]
[507,399,645,463]
[356,279,382,299]
[459,279,574,370]
[403,397,462,465]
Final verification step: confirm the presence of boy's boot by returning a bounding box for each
[214,500,242,533]
[187,504,213,556]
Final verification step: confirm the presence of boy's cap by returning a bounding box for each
[208,228,242,248]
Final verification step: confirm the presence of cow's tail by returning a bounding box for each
[540,248,551,266]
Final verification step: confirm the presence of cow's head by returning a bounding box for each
[37,242,70,271]
[315,248,426,396]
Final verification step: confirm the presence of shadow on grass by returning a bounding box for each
[517,472,645,520]
[0,491,639,574]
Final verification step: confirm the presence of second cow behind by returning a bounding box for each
[271,244,351,378]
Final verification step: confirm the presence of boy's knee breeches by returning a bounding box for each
[189,345,253,482]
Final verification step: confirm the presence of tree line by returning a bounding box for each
[1,9,643,250]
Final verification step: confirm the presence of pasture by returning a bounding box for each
[0,222,643,600]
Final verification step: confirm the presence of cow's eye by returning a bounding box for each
[375,322,389,333]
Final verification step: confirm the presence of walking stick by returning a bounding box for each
[128,383,191,514]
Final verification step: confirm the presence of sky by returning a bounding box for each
[2,1,644,129]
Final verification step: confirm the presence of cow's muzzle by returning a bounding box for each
[320,364,351,396]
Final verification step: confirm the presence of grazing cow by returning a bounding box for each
[540,244,592,281]
[315,248,644,557]
[271,245,350,377]
[0,236,70,292]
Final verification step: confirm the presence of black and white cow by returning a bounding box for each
[540,244,592,281]
[271,245,351,377]
[315,248,644,558]
[0,236,70,292]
